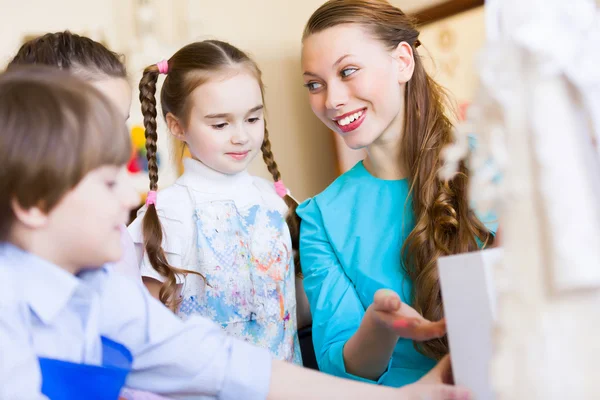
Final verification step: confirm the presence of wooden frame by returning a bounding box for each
[412,0,484,25]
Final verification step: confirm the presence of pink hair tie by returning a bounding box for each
[274,180,288,198]
[156,59,169,74]
[146,190,157,206]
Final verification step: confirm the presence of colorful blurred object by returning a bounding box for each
[458,101,470,122]
[127,125,160,173]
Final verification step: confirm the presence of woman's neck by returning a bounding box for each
[362,99,408,180]
[364,137,407,180]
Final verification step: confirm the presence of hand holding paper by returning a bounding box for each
[418,355,455,385]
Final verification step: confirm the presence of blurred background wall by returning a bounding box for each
[0,0,485,202]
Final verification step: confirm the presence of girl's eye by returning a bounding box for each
[247,117,261,123]
[341,67,358,78]
[212,123,228,130]
[304,81,323,92]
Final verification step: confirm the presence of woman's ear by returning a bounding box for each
[392,41,416,84]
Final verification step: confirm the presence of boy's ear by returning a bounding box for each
[11,199,49,229]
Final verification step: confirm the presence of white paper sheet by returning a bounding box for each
[438,248,504,400]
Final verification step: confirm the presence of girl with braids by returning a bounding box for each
[6,31,139,280]
[128,40,307,365]
[297,0,497,387]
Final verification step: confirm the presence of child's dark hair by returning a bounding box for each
[7,31,126,80]
[0,66,130,241]
[139,40,300,309]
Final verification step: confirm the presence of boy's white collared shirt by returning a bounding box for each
[0,243,271,400]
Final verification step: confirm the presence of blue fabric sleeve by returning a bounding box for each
[297,199,391,384]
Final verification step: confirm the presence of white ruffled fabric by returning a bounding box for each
[442,0,600,290]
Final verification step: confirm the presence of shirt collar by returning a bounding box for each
[0,243,106,325]
[180,157,253,192]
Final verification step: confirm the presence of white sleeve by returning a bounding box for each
[0,275,48,400]
[111,226,142,281]
[100,273,272,400]
[127,206,190,285]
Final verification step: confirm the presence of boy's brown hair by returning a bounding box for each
[0,66,131,241]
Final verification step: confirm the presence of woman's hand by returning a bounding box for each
[368,289,446,341]
[398,357,467,399]
[418,355,454,385]
[396,382,471,400]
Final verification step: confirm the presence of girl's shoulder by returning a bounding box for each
[249,175,289,214]
[141,182,193,221]
[250,175,278,195]
[127,182,194,248]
